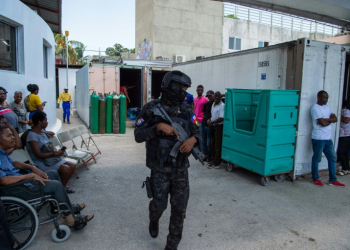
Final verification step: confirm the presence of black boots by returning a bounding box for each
[149,219,159,238]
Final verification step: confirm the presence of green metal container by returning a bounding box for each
[106,93,113,133]
[90,92,99,134]
[119,94,126,134]
[221,89,299,185]
[112,94,120,134]
[99,99,106,134]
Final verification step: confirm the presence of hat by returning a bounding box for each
[64,87,68,89]
[206,90,214,96]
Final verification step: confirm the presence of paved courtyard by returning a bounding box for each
[26,111,350,250]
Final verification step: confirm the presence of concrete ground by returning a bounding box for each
[27,110,350,250]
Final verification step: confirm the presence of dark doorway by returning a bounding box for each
[120,68,142,108]
[151,70,168,99]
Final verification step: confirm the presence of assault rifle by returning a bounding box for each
[152,103,204,165]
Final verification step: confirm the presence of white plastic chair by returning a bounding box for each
[77,125,101,156]
[68,127,97,163]
[56,131,91,170]
[9,149,34,165]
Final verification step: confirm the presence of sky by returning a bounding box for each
[61,0,135,56]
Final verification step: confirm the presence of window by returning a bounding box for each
[229,37,235,50]
[0,21,17,71]
[229,37,241,50]
[258,41,269,48]
[235,38,241,50]
[43,44,48,78]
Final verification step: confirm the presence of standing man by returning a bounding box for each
[194,85,208,130]
[207,91,225,169]
[201,90,214,162]
[134,71,200,250]
[311,90,345,187]
[57,88,72,124]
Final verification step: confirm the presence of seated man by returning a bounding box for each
[0,125,94,230]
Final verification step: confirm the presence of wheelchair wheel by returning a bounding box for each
[51,225,71,242]
[2,197,39,250]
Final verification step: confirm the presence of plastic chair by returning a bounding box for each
[10,148,34,165]
[56,131,91,170]
[68,127,97,163]
[77,125,101,156]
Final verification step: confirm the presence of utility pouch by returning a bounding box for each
[157,139,174,168]
[142,176,153,199]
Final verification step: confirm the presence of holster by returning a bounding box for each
[142,176,153,199]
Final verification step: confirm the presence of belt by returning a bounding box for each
[63,101,70,103]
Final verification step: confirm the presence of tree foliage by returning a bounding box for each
[105,43,135,56]
[54,33,86,65]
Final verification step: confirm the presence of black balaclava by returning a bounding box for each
[162,80,187,106]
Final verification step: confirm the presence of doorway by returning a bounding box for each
[151,70,168,100]
[120,68,142,108]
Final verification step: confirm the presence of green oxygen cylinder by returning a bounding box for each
[106,93,113,133]
[90,92,99,134]
[99,98,106,134]
[119,94,126,134]
[112,93,120,134]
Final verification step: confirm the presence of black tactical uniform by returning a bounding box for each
[134,71,200,250]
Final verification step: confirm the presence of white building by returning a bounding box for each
[1,0,60,132]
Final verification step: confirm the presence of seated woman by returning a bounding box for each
[0,125,93,229]
[9,91,28,134]
[0,87,19,132]
[26,111,76,193]
[0,115,21,155]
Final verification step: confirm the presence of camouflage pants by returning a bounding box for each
[149,169,189,250]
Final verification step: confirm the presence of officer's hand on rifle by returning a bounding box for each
[156,123,179,137]
[179,137,197,153]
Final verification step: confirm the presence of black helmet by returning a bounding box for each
[161,71,191,90]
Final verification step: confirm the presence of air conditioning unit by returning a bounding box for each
[196,56,205,60]
[175,55,186,63]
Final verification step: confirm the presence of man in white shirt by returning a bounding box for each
[311,90,345,187]
[207,91,225,168]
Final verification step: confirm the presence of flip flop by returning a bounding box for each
[66,186,75,193]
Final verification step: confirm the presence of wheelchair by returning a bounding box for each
[0,179,74,250]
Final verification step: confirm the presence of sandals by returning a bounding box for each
[337,170,349,176]
[71,214,94,230]
[66,186,75,193]
[72,203,85,214]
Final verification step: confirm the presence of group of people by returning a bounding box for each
[0,85,89,249]
[0,84,47,134]
[192,85,225,169]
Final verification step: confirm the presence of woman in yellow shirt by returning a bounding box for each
[27,84,44,120]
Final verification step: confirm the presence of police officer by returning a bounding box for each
[134,71,200,250]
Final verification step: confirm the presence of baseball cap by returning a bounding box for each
[206,90,214,96]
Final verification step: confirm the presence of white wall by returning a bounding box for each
[0,0,60,132]
[222,18,332,54]
[75,65,90,126]
[58,68,80,108]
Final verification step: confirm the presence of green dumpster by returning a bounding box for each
[221,89,299,186]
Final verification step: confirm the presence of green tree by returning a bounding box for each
[54,33,86,65]
[105,43,124,56]
[130,48,135,53]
